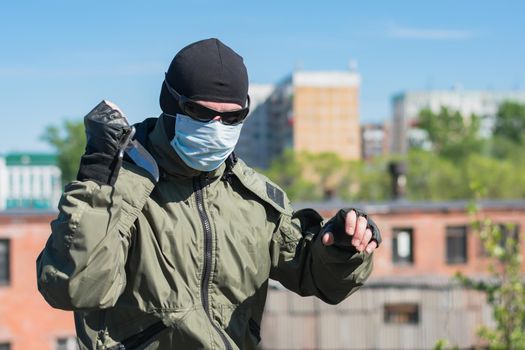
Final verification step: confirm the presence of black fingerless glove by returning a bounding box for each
[77,101,133,186]
[324,208,382,249]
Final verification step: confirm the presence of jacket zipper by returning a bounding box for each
[194,174,233,350]
[108,174,232,350]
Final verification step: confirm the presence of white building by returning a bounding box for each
[235,84,275,169]
[391,89,525,154]
[0,153,62,210]
[0,157,7,210]
[361,123,389,160]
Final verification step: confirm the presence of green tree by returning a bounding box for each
[463,155,525,199]
[405,150,469,200]
[455,191,525,349]
[433,339,459,350]
[263,151,367,202]
[494,101,525,145]
[417,107,483,160]
[489,136,520,159]
[263,150,321,201]
[304,152,345,197]
[403,149,525,201]
[350,158,391,202]
[41,119,86,184]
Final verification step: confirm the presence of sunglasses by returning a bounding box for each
[164,74,250,125]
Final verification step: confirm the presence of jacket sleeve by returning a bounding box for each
[269,208,374,305]
[36,163,154,310]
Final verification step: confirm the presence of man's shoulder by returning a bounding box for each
[133,117,160,145]
[117,162,157,198]
[231,158,292,217]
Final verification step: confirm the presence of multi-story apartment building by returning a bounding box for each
[235,84,274,169]
[292,71,361,159]
[236,70,361,168]
[0,153,62,211]
[391,89,525,154]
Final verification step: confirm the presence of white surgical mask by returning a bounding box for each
[170,114,243,172]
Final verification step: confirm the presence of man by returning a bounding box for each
[37,38,380,350]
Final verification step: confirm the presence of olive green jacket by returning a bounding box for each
[36,115,374,350]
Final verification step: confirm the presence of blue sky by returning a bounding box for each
[0,0,524,153]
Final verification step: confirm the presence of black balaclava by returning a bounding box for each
[159,38,249,116]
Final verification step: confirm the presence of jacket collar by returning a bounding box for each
[147,114,226,180]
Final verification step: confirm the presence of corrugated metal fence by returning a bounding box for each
[260,283,493,350]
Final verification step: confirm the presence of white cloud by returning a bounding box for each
[387,24,474,40]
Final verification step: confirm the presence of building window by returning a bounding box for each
[446,226,468,264]
[56,337,78,350]
[0,343,11,350]
[499,223,520,249]
[479,223,520,256]
[0,239,10,285]
[392,228,413,264]
[384,303,420,324]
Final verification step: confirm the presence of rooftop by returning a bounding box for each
[0,208,57,216]
[2,199,525,218]
[4,153,57,166]
[293,198,525,215]
[292,71,360,87]
[393,89,525,102]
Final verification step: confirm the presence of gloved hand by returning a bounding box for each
[76,100,134,186]
[322,208,381,254]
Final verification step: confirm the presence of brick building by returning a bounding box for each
[0,211,76,350]
[260,199,524,349]
[301,199,524,278]
[1,199,523,349]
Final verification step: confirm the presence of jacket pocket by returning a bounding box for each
[221,304,262,348]
[107,321,168,350]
